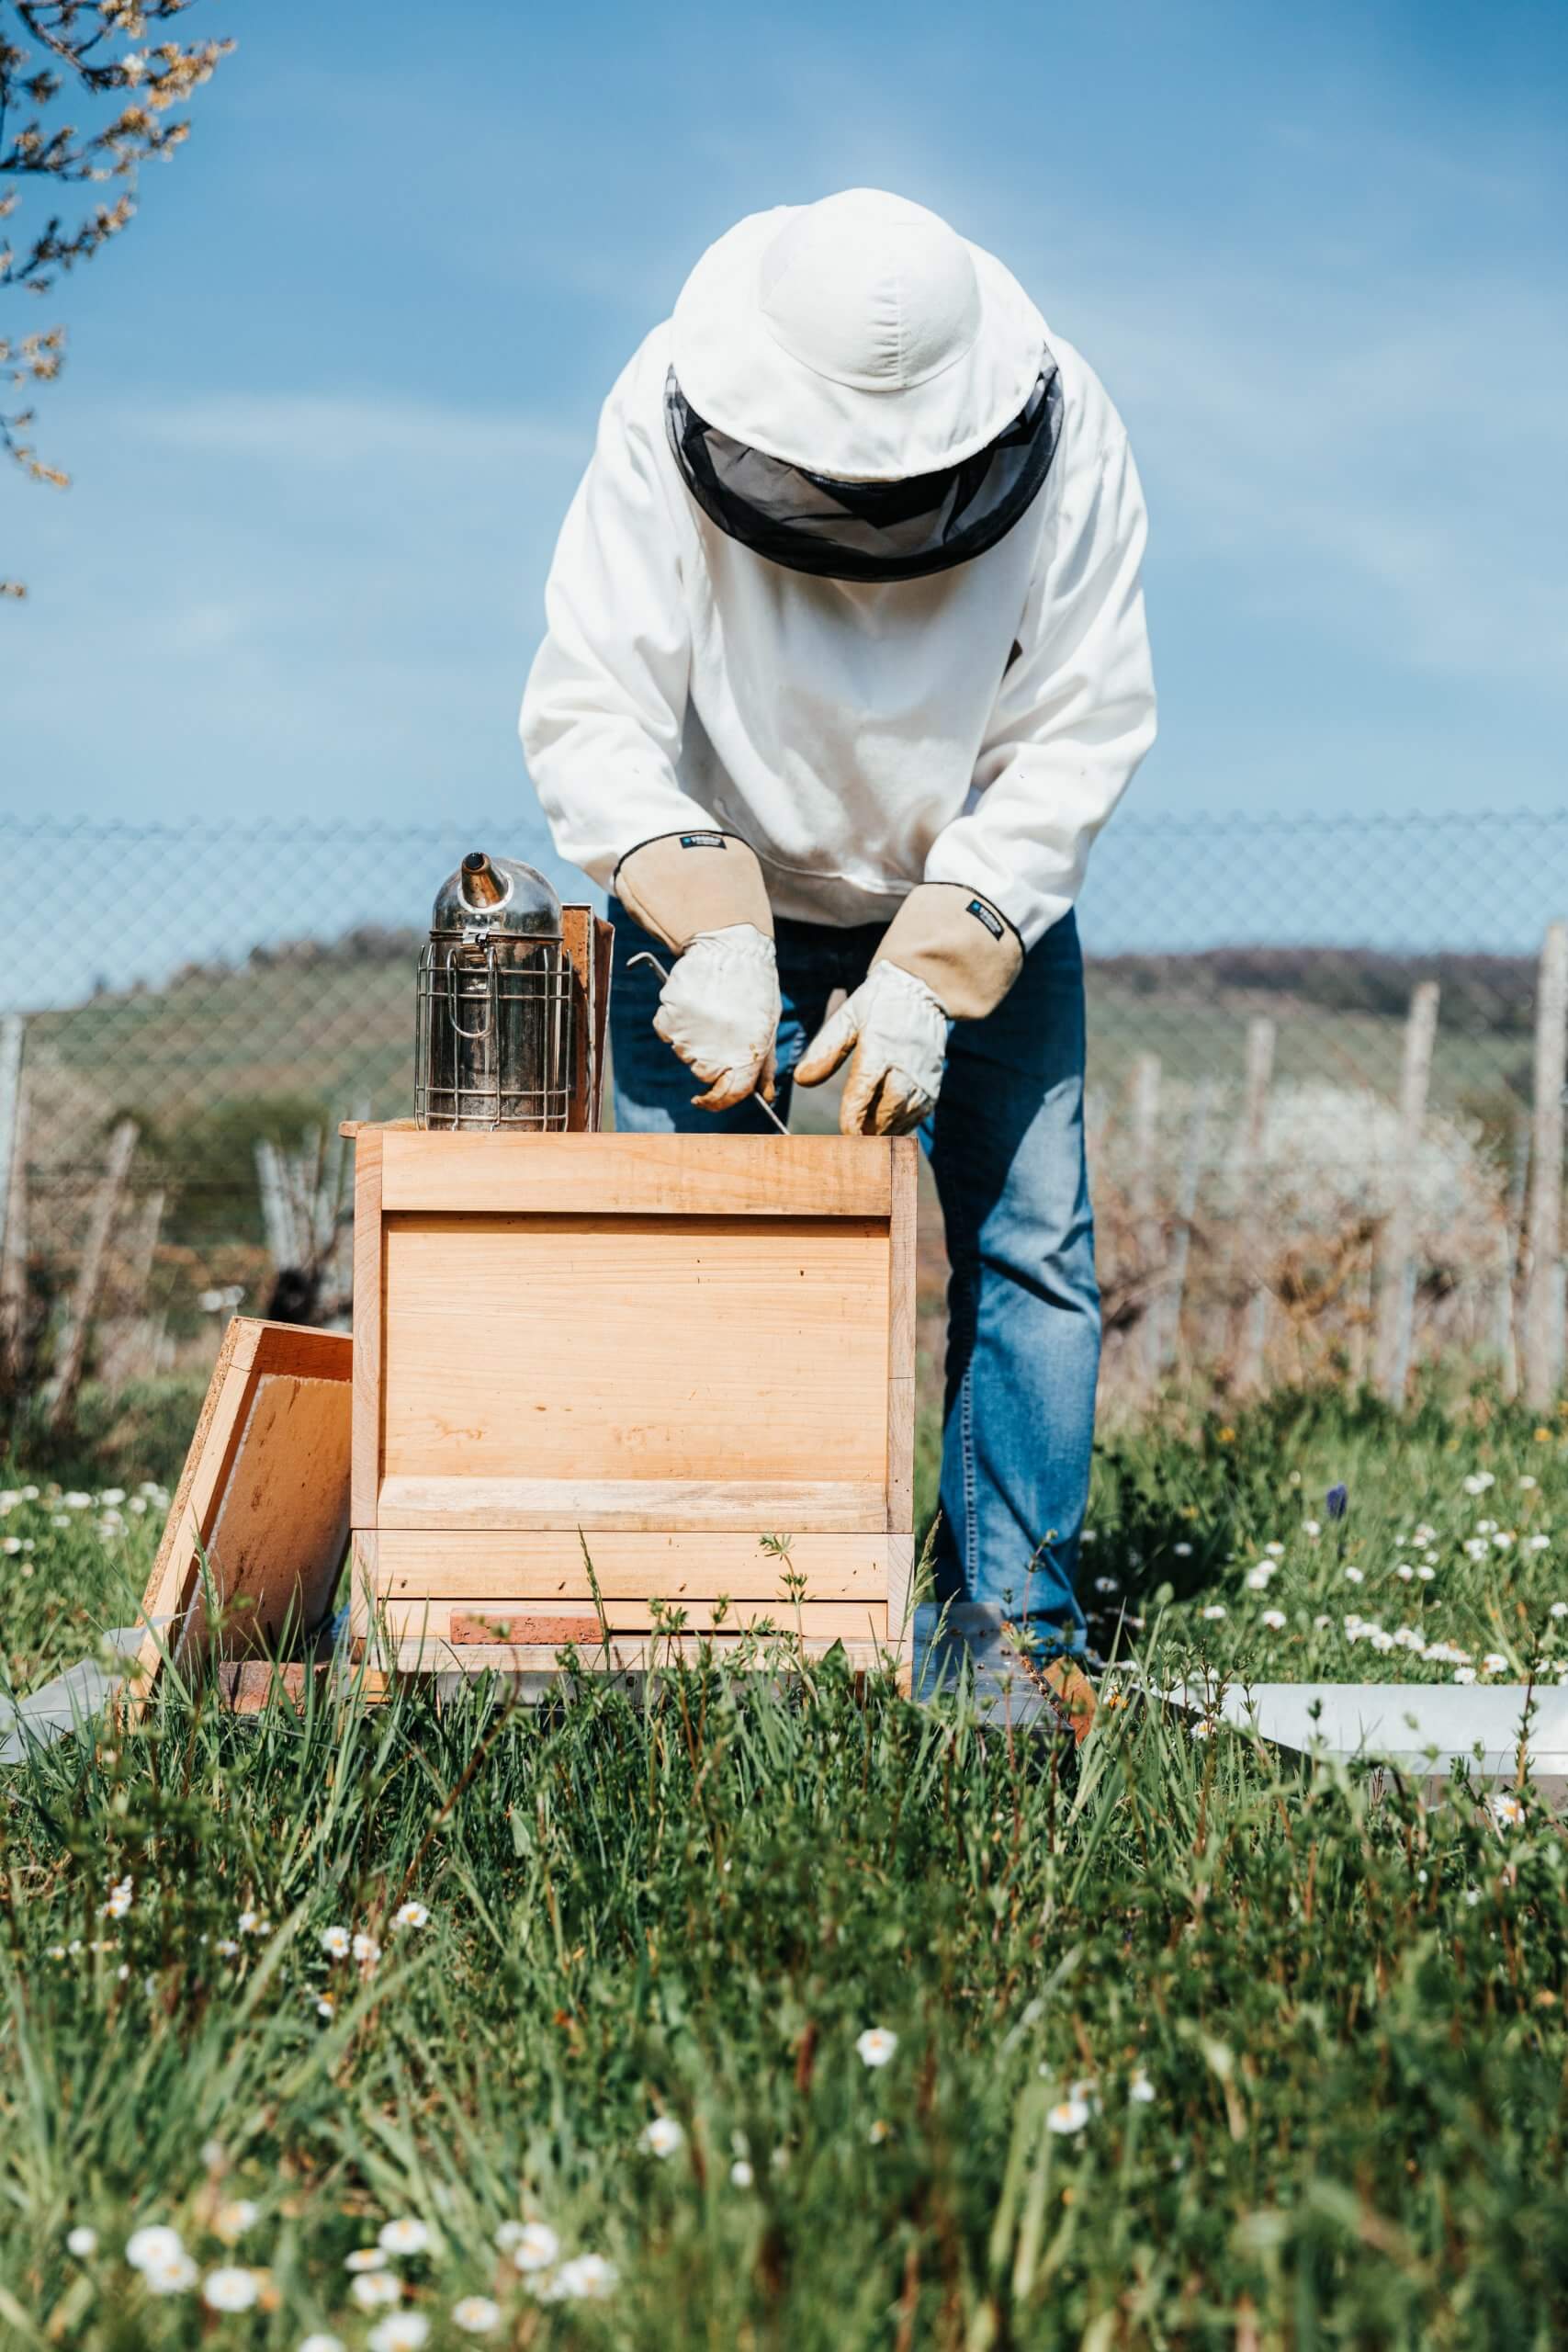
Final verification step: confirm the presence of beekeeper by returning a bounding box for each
[521,188,1156,1673]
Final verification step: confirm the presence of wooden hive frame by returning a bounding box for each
[347,1126,918,1682]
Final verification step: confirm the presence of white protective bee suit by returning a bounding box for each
[521,189,1156,1132]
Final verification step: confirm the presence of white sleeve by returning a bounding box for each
[922,398,1156,949]
[520,351,718,889]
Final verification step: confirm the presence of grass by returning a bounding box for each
[2,1381,1568,2346]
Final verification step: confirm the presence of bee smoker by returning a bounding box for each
[414,851,578,1131]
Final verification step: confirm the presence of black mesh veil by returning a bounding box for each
[664,355,1063,583]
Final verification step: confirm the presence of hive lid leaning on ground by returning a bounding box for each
[1168,1679,1568,1792]
[128,1317,353,1714]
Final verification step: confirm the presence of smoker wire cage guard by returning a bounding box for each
[414,851,578,1133]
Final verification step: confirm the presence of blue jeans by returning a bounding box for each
[607,900,1100,1654]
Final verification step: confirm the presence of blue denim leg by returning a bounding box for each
[607,899,877,1133]
[926,911,1099,1655]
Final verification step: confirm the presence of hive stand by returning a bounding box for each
[345,1127,918,1685]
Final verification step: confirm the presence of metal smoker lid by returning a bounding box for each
[430,850,563,938]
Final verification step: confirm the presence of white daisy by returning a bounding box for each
[729,2158,754,2188]
[201,2267,260,2312]
[1128,2071,1156,2104]
[1260,1610,1287,1631]
[319,1925,351,1957]
[855,2028,898,2068]
[367,2319,430,2352]
[126,2225,186,2274]
[393,1902,430,1929]
[451,2297,501,2335]
[553,2254,617,2300]
[378,2218,432,2258]
[1045,2095,1090,2134]
[350,2271,402,2311]
[507,2222,560,2273]
[214,2199,259,2245]
[1491,1792,1527,1829]
[638,2116,683,2157]
[66,2226,97,2257]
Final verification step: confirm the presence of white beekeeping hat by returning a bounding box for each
[670,188,1047,484]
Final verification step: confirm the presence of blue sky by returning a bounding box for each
[5,0,1567,884]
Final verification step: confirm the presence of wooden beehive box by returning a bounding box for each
[347,1127,917,1678]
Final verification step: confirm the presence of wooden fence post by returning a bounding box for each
[1232,1017,1277,1390]
[1373,979,1440,1405]
[43,1116,139,1431]
[1130,1053,1163,1391]
[1523,923,1568,1410]
[0,1016,27,1387]
[1161,1077,1213,1373]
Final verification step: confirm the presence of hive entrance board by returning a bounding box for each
[130,1318,352,1713]
[348,1128,917,1680]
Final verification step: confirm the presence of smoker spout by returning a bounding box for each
[461,851,506,909]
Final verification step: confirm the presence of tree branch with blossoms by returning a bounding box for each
[1,0,232,595]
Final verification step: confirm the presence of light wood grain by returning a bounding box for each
[379,1213,890,1488]
[362,1529,891,1598]
[886,1136,918,1537]
[560,905,594,1135]
[351,1127,383,1528]
[134,1318,353,1713]
[375,1475,887,1531]
[353,1593,888,1641]
[372,1634,894,1674]
[376,1129,894,1217]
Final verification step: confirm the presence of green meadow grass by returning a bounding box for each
[2,1381,1568,2347]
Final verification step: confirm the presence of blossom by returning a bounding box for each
[236,1911,269,1938]
[141,2249,199,2295]
[868,2119,890,2144]
[66,2226,97,2257]
[202,2267,260,2312]
[1520,1476,1539,1490]
[1343,1566,1364,1585]
[367,2319,430,2352]
[1046,2095,1091,2134]
[1491,1792,1526,1829]
[1482,1654,1509,1676]
[214,2199,259,2244]
[1416,1565,1437,1581]
[855,2028,898,2068]
[1453,1668,1477,1684]
[639,2116,684,2157]
[1129,2072,1156,2105]
[1551,1602,1568,1620]
[345,2249,387,2273]
[392,1902,430,1930]
[1190,1719,1215,1740]
[1463,1472,1495,1495]
[1396,1565,1415,1582]
[352,1932,382,1966]
[214,1939,241,1958]
[506,2222,559,2273]
[553,2254,617,2300]
[1325,1484,1348,1521]
[378,2218,432,2258]
[316,1996,335,2021]
[320,1925,351,1957]
[350,2271,402,2311]
[1260,1610,1287,1631]
[1530,1536,1551,1552]
[451,2298,501,2335]
[1244,1565,1274,1591]
[1173,1541,1192,1556]
[729,2158,754,2188]
[299,2337,346,2352]
[1303,1519,1322,1537]
[126,2224,186,2274]
[1200,1604,1226,1622]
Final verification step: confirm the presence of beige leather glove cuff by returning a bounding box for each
[876,882,1024,1021]
[612,831,773,956]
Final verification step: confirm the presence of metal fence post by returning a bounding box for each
[1373,979,1439,1406]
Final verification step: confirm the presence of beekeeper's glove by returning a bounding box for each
[653,924,782,1112]
[614,830,780,1113]
[796,883,1023,1137]
[795,960,946,1136]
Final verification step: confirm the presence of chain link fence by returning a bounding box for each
[2,808,1566,1420]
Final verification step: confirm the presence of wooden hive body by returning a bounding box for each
[348,1126,918,1678]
